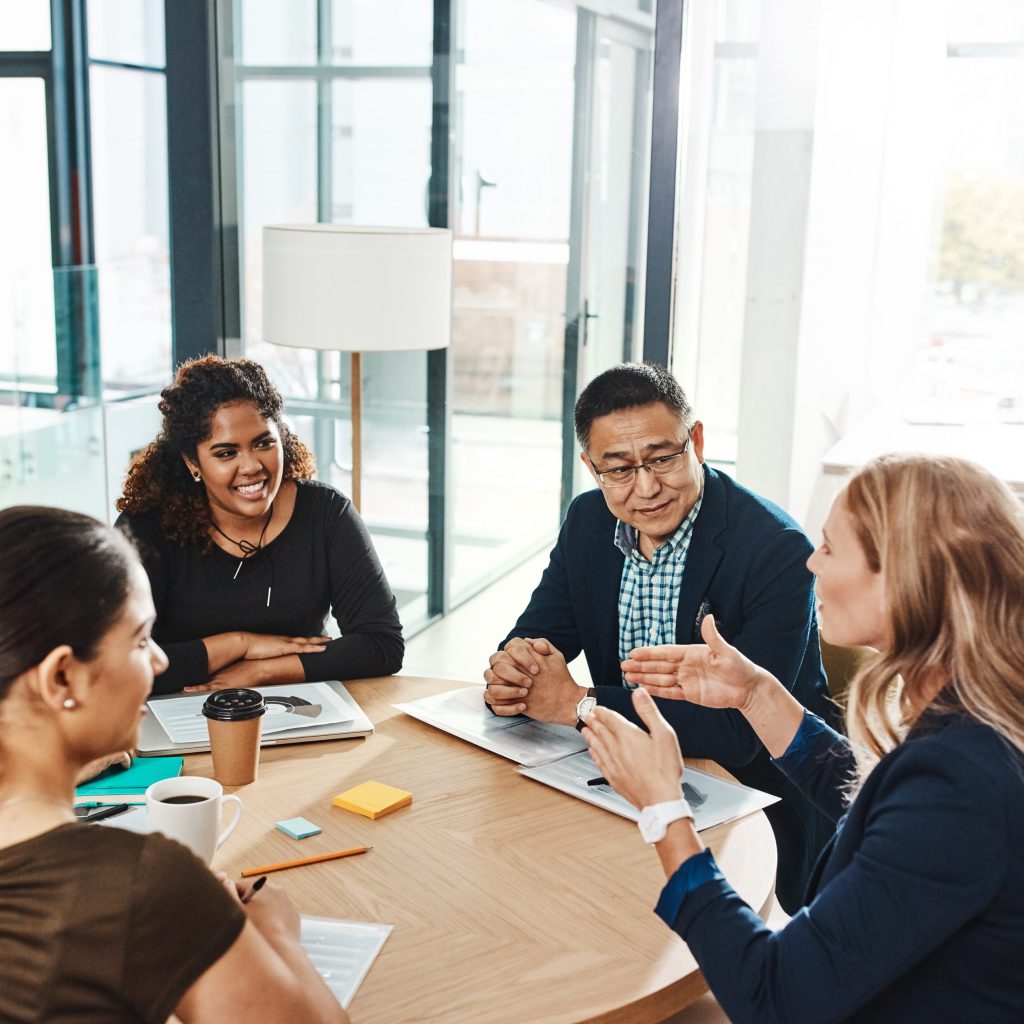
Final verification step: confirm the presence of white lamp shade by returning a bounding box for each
[262,224,452,352]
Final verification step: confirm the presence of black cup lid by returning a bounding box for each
[202,688,267,721]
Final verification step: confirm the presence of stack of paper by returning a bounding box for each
[395,685,779,833]
[301,917,392,1008]
[517,750,779,832]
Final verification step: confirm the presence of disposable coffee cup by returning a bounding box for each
[202,688,267,786]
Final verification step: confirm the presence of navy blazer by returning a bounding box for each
[503,466,836,910]
[673,712,1024,1023]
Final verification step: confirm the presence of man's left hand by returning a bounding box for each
[517,639,586,726]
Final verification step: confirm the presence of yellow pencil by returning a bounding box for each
[241,846,371,877]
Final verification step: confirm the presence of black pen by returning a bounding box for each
[241,875,268,905]
[586,776,609,788]
[80,803,131,823]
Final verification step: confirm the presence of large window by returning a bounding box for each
[0,77,56,389]
[674,0,760,468]
[672,0,1024,526]
[448,0,575,601]
[226,0,655,629]
[920,11,1024,423]
[87,0,172,394]
[0,0,170,520]
[228,0,435,623]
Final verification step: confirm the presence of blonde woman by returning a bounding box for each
[582,455,1024,1023]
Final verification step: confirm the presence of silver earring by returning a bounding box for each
[193,471,201,482]
[63,698,77,710]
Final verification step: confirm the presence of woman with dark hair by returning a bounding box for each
[0,506,348,1023]
[583,454,1024,1023]
[116,356,403,693]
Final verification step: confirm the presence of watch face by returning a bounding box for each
[638,805,665,844]
[577,696,598,720]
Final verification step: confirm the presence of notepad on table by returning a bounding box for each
[332,781,411,820]
[301,917,392,1008]
[76,756,183,796]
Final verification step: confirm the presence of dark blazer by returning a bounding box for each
[503,466,836,911]
[673,711,1024,1023]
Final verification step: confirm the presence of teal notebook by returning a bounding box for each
[76,756,183,796]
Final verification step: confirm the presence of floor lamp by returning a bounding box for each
[262,225,453,512]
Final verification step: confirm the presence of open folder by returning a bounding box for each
[394,685,586,767]
[137,681,373,756]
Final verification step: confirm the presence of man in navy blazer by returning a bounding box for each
[484,363,836,911]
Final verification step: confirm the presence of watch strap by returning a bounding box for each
[638,798,694,843]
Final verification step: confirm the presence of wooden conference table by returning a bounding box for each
[185,675,777,1023]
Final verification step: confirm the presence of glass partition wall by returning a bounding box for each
[1,0,653,635]
[222,0,654,631]
[0,0,170,520]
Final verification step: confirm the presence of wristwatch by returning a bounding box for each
[574,688,598,731]
[638,798,694,843]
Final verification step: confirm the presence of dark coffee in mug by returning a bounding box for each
[159,795,207,805]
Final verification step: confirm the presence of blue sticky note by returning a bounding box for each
[276,816,322,840]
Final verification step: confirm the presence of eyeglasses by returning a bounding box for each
[589,434,692,489]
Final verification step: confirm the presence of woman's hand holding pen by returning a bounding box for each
[214,871,301,945]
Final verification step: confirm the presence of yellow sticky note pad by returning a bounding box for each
[332,781,412,820]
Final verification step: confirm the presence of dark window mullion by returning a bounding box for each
[313,0,337,474]
[426,0,454,618]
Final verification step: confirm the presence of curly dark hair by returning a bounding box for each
[116,356,316,550]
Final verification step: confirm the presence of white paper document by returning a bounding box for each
[300,916,392,1009]
[394,685,587,767]
[517,750,779,831]
[98,806,151,834]
[149,682,354,745]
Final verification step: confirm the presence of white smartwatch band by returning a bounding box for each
[637,798,694,844]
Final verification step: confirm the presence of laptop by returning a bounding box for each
[137,681,373,756]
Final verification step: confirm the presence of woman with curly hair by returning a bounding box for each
[116,356,403,694]
[582,454,1024,1023]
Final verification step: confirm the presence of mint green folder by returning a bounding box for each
[76,756,184,796]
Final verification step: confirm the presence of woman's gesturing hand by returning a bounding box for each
[621,614,772,712]
[583,689,685,811]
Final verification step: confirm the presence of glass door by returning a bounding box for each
[562,11,654,512]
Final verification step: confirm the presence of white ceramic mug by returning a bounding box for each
[146,776,242,865]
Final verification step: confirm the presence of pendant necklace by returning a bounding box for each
[212,502,274,580]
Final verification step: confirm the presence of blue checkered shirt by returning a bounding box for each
[615,496,703,684]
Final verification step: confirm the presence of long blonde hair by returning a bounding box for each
[843,454,1024,772]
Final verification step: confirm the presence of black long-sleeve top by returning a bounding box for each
[116,479,404,693]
